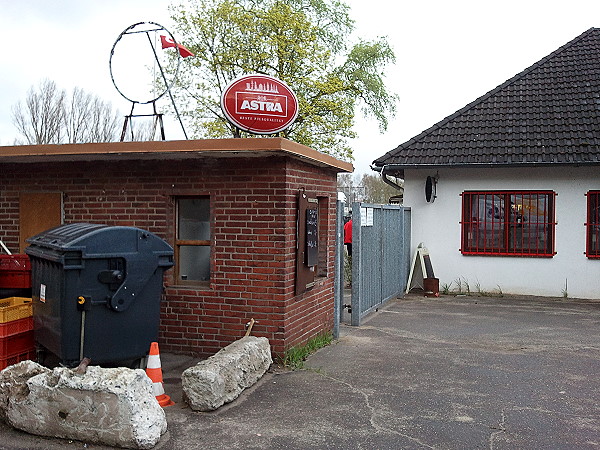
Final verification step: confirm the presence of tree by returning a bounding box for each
[11,79,122,145]
[168,0,398,160]
[65,87,122,144]
[338,172,403,204]
[12,79,65,145]
[361,173,403,204]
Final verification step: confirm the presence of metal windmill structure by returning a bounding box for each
[109,22,192,141]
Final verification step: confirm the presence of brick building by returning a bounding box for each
[0,138,352,357]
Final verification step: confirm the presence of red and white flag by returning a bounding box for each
[160,35,194,58]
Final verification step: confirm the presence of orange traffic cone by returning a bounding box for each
[145,342,175,407]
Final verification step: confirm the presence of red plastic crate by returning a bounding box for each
[0,349,36,371]
[0,255,31,289]
[0,330,35,359]
[0,316,33,338]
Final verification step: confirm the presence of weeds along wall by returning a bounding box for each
[0,156,339,358]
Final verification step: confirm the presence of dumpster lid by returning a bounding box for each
[26,223,108,250]
[25,223,174,262]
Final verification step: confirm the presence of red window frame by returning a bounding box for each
[586,191,600,259]
[461,190,556,257]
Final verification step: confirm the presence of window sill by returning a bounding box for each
[461,251,555,258]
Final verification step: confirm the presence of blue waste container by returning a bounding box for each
[25,223,174,367]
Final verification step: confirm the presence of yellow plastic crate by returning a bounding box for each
[0,297,33,324]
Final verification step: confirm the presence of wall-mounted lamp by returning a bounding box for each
[425,175,438,203]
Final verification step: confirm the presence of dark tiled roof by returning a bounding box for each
[373,28,600,173]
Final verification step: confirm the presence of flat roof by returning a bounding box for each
[0,137,353,173]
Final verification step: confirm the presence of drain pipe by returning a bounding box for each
[373,164,403,191]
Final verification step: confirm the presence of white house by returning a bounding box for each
[373,28,600,299]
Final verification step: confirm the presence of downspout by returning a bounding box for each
[373,164,403,191]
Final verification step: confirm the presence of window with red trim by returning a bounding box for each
[586,191,600,259]
[461,191,556,257]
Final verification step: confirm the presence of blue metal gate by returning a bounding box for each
[335,203,411,329]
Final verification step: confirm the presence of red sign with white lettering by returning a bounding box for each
[221,74,299,134]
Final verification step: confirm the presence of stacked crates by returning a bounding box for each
[0,297,34,370]
[0,254,32,297]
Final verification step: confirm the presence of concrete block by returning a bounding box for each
[6,365,166,449]
[0,360,51,422]
[182,336,272,411]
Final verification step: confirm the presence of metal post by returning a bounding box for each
[79,311,86,361]
[334,200,345,339]
[351,203,361,326]
[120,103,136,142]
[145,32,188,139]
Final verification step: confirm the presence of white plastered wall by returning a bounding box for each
[403,166,600,299]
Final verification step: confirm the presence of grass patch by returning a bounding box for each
[279,332,333,370]
[344,255,352,286]
[440,278,504,298]
[440,282,452,295]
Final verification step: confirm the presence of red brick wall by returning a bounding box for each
[0,155,338,358]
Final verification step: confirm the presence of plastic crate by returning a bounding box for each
[0,255,31,289]
[0,297,33,323]
[0,349,36,371]
[0,316,33,338]
[0,330,34,359]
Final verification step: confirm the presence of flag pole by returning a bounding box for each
[146,32,188,140]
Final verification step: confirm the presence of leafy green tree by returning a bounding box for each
[168,0,397,160]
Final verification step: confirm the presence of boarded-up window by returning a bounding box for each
[19,192,63,252]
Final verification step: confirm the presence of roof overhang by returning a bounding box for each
[374,160,600,179]
[0,138,353,173]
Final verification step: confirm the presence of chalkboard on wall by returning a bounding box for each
[305,208,318,267]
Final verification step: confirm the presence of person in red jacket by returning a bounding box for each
[344,219,352,257]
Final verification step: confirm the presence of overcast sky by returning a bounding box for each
[2,0,600,174]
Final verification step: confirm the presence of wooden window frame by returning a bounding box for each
[174,196,211,286]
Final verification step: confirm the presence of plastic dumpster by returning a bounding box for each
[25,223,174,367]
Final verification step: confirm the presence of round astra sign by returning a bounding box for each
[221,74,299,134]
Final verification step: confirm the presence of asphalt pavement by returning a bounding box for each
[1,292,599,449]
